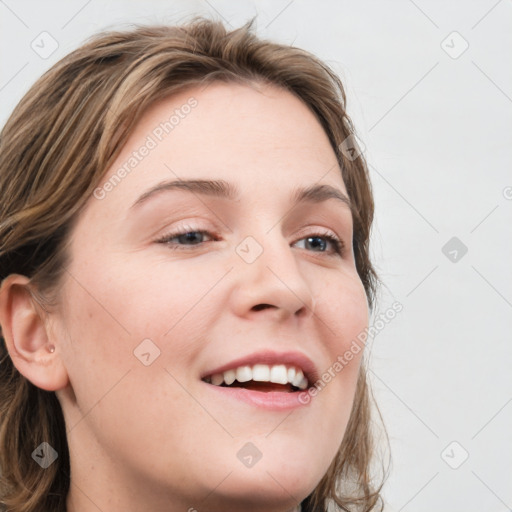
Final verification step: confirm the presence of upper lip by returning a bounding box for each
[201,349,319,386]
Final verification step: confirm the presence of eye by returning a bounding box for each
[156,224,345,256]
[293,231,345,256]
[156,225,216,249]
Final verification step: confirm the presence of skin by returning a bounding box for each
[0,82,368,511]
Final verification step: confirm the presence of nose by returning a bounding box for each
[228,232,316,323]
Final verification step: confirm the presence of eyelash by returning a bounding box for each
[155,224,345,256]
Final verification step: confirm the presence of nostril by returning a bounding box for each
[252,304,273,311]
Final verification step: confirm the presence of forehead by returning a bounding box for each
[92,81,348,217]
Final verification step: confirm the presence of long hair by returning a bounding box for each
[0,18,389,511]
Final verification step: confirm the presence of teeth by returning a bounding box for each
[291,369,305,389]
[236,366,252,382]
[269,364,288,385]
[211,373,224,386]
[205,364,309,390]
[223,369,236,385]
[297,376,308,390]
[252,364,270,382]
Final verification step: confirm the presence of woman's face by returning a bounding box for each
[52,82,368,511]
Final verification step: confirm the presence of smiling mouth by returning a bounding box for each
[202,363,309,393]
[205,380,299,393]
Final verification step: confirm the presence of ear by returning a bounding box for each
[0,274,69,391]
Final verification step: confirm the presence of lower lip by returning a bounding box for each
[203,382,313,411]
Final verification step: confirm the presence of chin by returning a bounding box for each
[203,470,316,511]
[200,441,325,509]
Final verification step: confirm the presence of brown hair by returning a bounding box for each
[0,17,388,511]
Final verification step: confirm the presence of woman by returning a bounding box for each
[0,18,387,512]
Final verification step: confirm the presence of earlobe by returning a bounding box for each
[0,274,69,391]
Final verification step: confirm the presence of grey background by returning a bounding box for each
[1,1,511,510]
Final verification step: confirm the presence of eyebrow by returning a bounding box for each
[130,178,351,211]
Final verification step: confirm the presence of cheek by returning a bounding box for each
[312,270,368,418]
[58,260,213,450]
[65,251,209,335]
[59,254,216,389]
[319,269,369,353]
